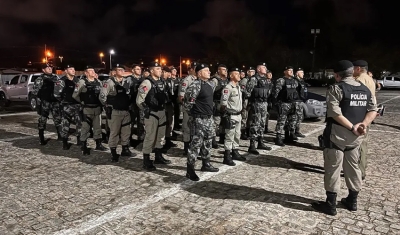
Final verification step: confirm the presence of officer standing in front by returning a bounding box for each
[73,66,107,155]
[312,60,377,216]
[294,67,307,138]
[54,64,82,150]
[33,63,62,145]
[136,62,171,171]
[220,67,246,166]
[100,64,133,162]
[239,67,254,140]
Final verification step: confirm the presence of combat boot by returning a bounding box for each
[62,138,71,150]
[232,149,246,161]
[312,191,337,216]
[275,135,285,146]
[95,139,108,151]
[222,150,235,166]
[212,137,218,148]
[186,162,200,181]
[102,131,110,144]
[121,145,132,157]
[163,138,177,149]
[154,148,171,164]
[76,135,82,146]
[284,131,295,144]
[257,136,272,150]
[240,129,248,140]
[248,140,259,155]
[57,126,63,141]
[341,189,359,211]
[219,134,225,144]
[291,132,298,141]
[110,147,119,162]
[143,154,156,171]
[295,130,305,138]
[184,142,189,155]
[201,159,219,172]
[39,129,47,145]
[82,141,91,155]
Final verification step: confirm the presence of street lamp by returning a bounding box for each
[311,28,320,79]
[99,52,104,63]
[161,58,166,65]
[155,59,159,62]
[109,49,115,70]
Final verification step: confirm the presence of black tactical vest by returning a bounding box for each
[38,74,58,102]
[280,77,299,102]
[61,76,79,104]
[296,78,308,100]
[191,81,214,116]
[213,77,229,101]
[145,77,168,111]
[107,78,131,110]
[80,78,102,107]
[250,76,270,102]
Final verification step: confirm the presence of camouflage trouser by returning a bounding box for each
[188,116,215,165]
[61,104,82,138]
[249,101,268,140]
[38,100,62,130]
[275,102,297,137]
[295,101,304,133]
[241,99,249,130]
[265,104,271,129]
[131,105,145,141]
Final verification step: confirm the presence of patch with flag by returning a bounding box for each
[223,89,228,93]
[103,83,107,88]
[139,86,148,94]
[182,83,186,87]
[190,97,195,102]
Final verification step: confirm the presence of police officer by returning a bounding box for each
[221,67,246,166]
[240,70,246,80]
[162,67,178,149]
[100,64,133,162]
[73,66,107,155]
[178,62,198,154]
[143,68,150,78]
[54,64,82,150]
[294,68,307,138]
[170,67,181,136]
[136,62,171,171]
[312,60,378,216]
[210,64,229,147]
[239,67,255,140]
[264,70,274,133]
[245,62,272,154]
[184,63,219,181]
[273,66,300,146]
[33,63,62,145]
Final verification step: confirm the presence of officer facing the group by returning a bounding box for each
[73,66,107,155]
[312,60,378,216]
[136,62,171,171]
[33,63,62,145]
[54,64,82,150]
[239,67,254,140]
[220,67,246,166]
[100,64,133,162]
[294,67,308,138]
[184,63,219,181]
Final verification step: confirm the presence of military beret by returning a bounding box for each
[266,70,272,73]
[162,66,171,72]
[352,60,368,67]
[218,64,227,68]
[113,64,124,69]
[64,64,74,69]
[296,68,304,72]
[41,63,52,69]
[195,63,208,73]
[284,66,293,70]
[334,60,353,73]
[247,67,255,71]
[230,67,240,73]
[148,62,161,68]
[257,62,267,67]
[143,68,150,72]
[170,66,176,71]
[190,61,198,69]
[85,65,94,70]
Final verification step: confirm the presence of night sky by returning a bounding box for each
[0,0,397,70]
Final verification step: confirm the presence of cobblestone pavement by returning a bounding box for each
[1,89,399,235]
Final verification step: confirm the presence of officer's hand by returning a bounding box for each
[352,123,364,136]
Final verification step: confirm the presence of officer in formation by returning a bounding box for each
[184,63,219,181]
[33,63,62,145]
[169,66,181,138]
[273,66,301,146]
[54,64,82,150]
[264,70,274,133]
[178,62,198,155]
[293,68,307,138]
[73,65,107,155]
[162,67,179,148]
[312,60,377,216]
[239,67,255,140]
[245,62,272,154]
[100,64,133,162]
[220,67,246,166]
[136,62,171,171]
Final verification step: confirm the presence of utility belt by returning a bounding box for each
[192,114,212,119]
[226,112,241,115]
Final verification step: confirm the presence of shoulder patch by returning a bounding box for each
[139,86,148,94]
[182,83,186,87]
[223,89,228,93]
[103,83,107,88]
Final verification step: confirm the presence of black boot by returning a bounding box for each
[312,191,337,216]
[240,129,248,140]
[184,142,189,155]
[57,126,63,141]
[95,139,108,151]
[257,136,272,150]
[143,154,156,171]
[121,145,132,157]
[248,140,259,155]
[62,138,71,150]
[201,159,219,172]
[186,162,200,181]
[275,135,285,146]
[82,141,91,155]
[110,147,119,162]
[232,149,246,161]
[222,150,235,166]
[295,128,305,138]
[154,148,171,164]
[163,138,177,149]
[291,132,298,141]
[219,134,225,144]
[212,137,218,149]
[76,135,82,146]
[39,129,47,145]
[102,132,109,144]
[341,189,359,211]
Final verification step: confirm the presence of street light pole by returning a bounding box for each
[109,49,115,70]
[311,29,320,79]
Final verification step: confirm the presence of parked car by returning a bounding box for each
[376,76,400,89]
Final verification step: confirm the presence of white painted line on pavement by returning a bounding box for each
[380,95,400,104]
[54,125,325,235]
[0,133,56,142]
[0,111,36,117]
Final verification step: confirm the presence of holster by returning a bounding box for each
[105,106,112,120]
[144,107,150,119]
[223,115,235,130]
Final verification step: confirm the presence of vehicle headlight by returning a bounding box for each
[307,99,322,106]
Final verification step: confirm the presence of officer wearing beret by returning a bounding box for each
[220,67,246,166]
[312,60,378,216]
[239,66,255,140]
[160,66,177,149]
[293,67,308,138]
[136,62,171,171]
[264,70,274,133]
[169,66,181,138]
[100,64,133,162]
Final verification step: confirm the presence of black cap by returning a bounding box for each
[218,64,227,68]
[162,66,171,72]
[131,63,140,68]
[190,62,198,69]
[113,64,124,69]
[257,62,267,67]
[143,68,150,72]
[195,63,208,73]
[170,66,176,71]
[284,66,293,70]
[64,64,74,69]
[41,63,52,69]
[296,67,304,72]
[230,67,240,73]
[334,60,353,73]
[85,65,94,70]
[247,67,255,71]
[266,70,272,73]
[352,60,368,67]
[240,70,244,73]
[148,62,161,68]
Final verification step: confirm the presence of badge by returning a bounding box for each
[242,85,245,89]
[182,83,186,87]
[190,97,195,102]
[103,83,107,88]
[223,89,228,93]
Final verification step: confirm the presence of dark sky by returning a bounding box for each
[0,0,396,68]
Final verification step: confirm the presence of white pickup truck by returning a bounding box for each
[377,76,400,89]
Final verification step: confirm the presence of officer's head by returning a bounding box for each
[334,60,354,82]
[352,60,368,77]
[368,71,373,78]
[240,70,245,79]
[229,67,241,82]
[170,67,177,76]
[143,68,150,77]
[195,64,210,80]
[296,68,304,79]
[189,62,198,75]
[113,64,125,78]
[257,63,267,75]
[284,66,293,77]
[84,65,96,79]
[217,64,227,77]
[64,64,75,76]
[149,62,162,78]
[266,70,273,79]
[132,64,142,76]
[247,67,255,77]
[162,67,171,79]
[41,63,53,74]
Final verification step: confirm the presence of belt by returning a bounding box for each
[192,115,212,119]
[227,112,241,115]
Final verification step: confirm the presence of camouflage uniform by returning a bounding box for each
[210,74,229,147]
[239,76,250,139]
[295,77,307,135]
[126,75,145,143]
[179,75,196,143]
